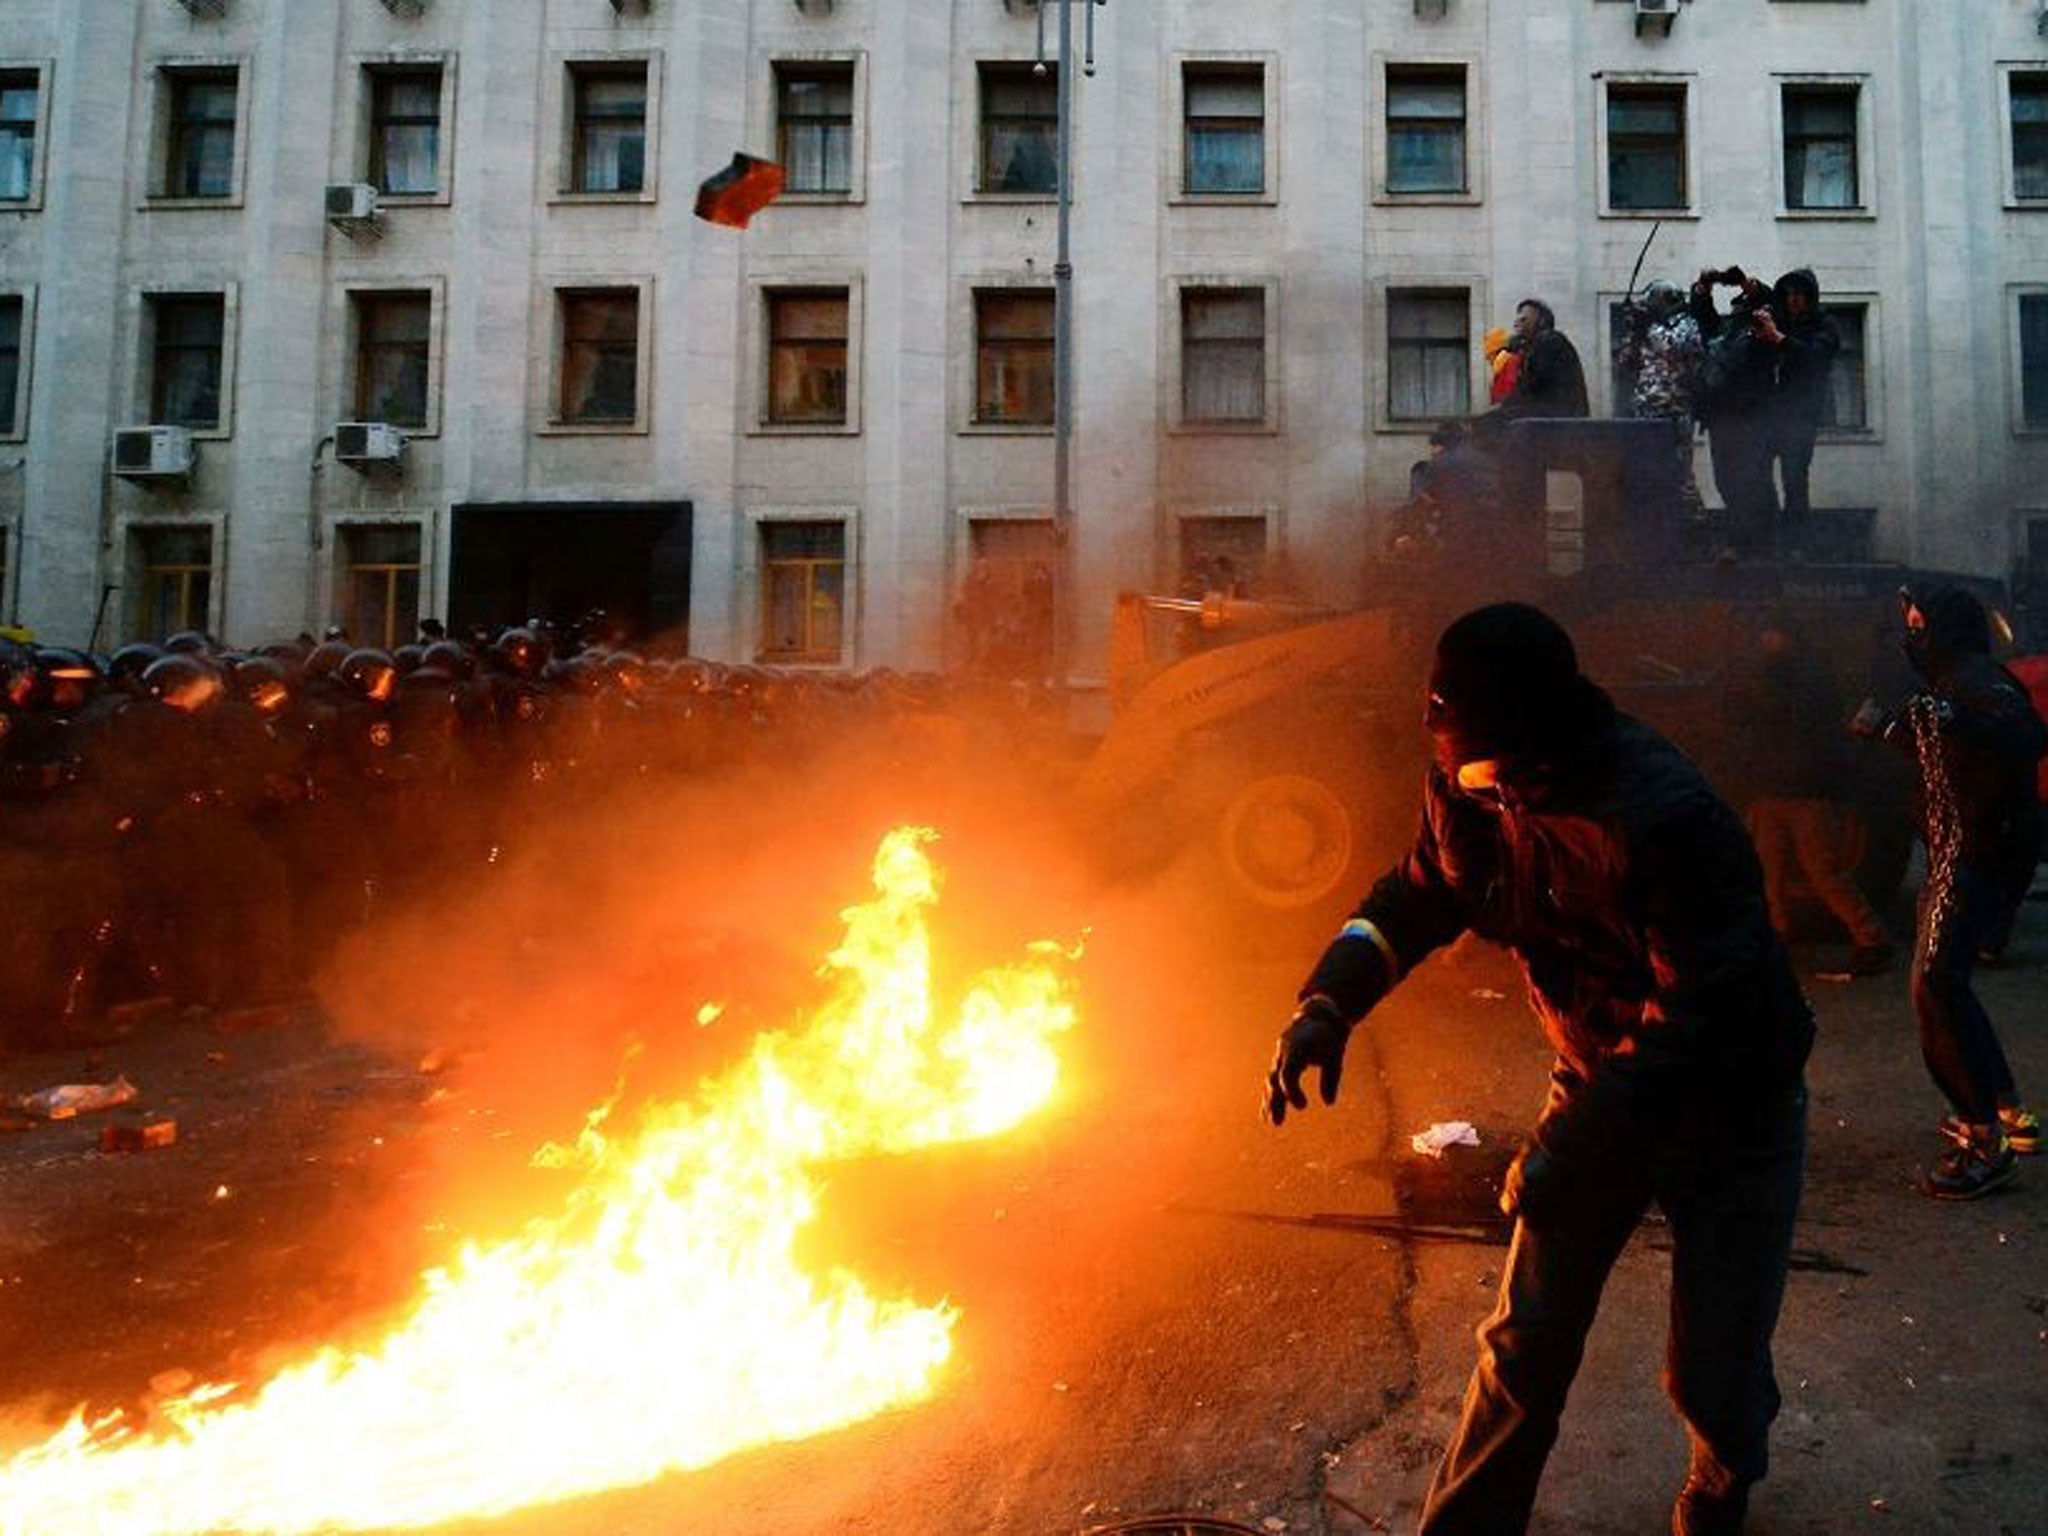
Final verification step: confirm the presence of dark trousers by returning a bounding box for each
[1911,863,2020,1124]
[1706,412,1779,555]
[1770,419,1819,543]
[1418,1068,1807,1536]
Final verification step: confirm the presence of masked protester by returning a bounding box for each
[1851,584,2045,1196]
[1618,279,1707,519]
[1762,269,1839,555]
[1265,602,1812,1536]
[1487,299,1589,421]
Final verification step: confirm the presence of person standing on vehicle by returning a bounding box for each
[1851,583,2046,1196]
[1489,299,1589,421]
[1760,270,1840,557]
[1734,610,1893,975]
[1690,268,1780,558]
[1618,279,1707,519]
[1263,602,1812,1536]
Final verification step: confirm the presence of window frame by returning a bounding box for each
[135,284,239,440]
[1170,506,1281,601]
[333,520,427,652]
[147,59,248,207]
[0,60,52,211]
[747,274,863,436]
[2011,284,2048,438]
[971,58,1062,201]
[768,55,865,203]
[1596,73,1695,218]
[537,277,653,436]
[1384,285,1475,426]
[357,55,457,206]
[1165,275,1281,435]
[742,507,859,669]
[121,518,224,644]
[1813,296,1880,442]
[342,280,444,437]
[1170,54,1278,206]
[1774,74,1874,220]
[1370,276,1487,436]
[951,508,1063,679]
[550,51,662,205]
[0,286,34,443]
[1999,61,2048,210]
[969,285,1056,431]
[1372,54,1483,206]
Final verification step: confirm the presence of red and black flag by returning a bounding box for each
[694,153,785,229]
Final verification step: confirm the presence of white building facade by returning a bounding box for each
[2,0,2047,670]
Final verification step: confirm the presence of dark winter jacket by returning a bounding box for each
[1768,269,1841,428]
[1894,586,2048,868]
[1303,704,1813,1163]
[1495,329,1590,420]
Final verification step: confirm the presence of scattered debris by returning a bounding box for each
[18,1075,139,1120]
[1410,1121,1480,1158]
[99,1120,178,1154]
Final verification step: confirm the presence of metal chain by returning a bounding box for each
[1909,694,1962,950]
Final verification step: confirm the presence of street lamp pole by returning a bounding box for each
[1038,0,1098,685]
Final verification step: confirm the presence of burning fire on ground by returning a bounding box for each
[0,826,1078,1534]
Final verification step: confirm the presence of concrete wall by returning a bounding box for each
[1,0,2044,669]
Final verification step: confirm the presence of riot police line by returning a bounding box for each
[0,625,1036,1052]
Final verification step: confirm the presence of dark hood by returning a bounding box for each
[1773,268,1821,311]
[1902,582,1991,681]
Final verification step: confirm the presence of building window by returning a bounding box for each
[133,526,213,642]
[1181,288,1265,424]
[974,289,1054,425]
[338,524,422,651]
[775,63,853,196]
[1820,303,1867,433]
[150,294,226,430]
[368,65,442,197]
[759,520,845,664]
[767,289,849,426]
[979,62,1057,194]
[1387,288,1469,422]
[1606,82,1686,211]
[2022,294,2048,431]
[1783,83,1860,210]
[0,296,20,434]
[571,64,647,194]
[557,288,639,424]
[1385,66,1466,195]
[164,68,238,199]
[2013,72,2048,202]
[1179,516,1267,599]
[0,71,37,204]
[961,518,1057,680]
[353,292,432,429]
[1183,63,1264,195]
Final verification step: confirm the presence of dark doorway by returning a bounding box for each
[449,501,691,645]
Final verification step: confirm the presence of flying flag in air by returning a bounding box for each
[694,153,786,229]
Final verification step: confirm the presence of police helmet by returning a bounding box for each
[339,647,400,703]
[142,653,224,713]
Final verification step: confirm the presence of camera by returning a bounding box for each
[1702,265,1747,288]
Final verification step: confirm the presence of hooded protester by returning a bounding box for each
[1264,602,1812,1536]
[1762,268,1840,551]
[1690,267,1780,558]
[1853,583,2046,1197]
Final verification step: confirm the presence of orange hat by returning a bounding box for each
[1482,326,1510,359]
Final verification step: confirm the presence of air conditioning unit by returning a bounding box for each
[177,0,229,17]
[792,0,835,13]
[335,422,406,469]
[326,181,382,232]
[379,0,428,15]
[1634,0,1678,37]
[114,426,196,482]
[1414,0,1450,18]
[609,0,653,13]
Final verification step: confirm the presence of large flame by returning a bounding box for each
[0,826,1076,1534]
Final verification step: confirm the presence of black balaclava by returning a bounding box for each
[1426,602,1605,773]
[1901,583,1990,683]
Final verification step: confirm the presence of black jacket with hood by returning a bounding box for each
[1768,268,1842,428]
[1303,687,1813,1169]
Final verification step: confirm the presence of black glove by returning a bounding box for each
[1498,1141,1560,1223]
[1264,995,1352,1127]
